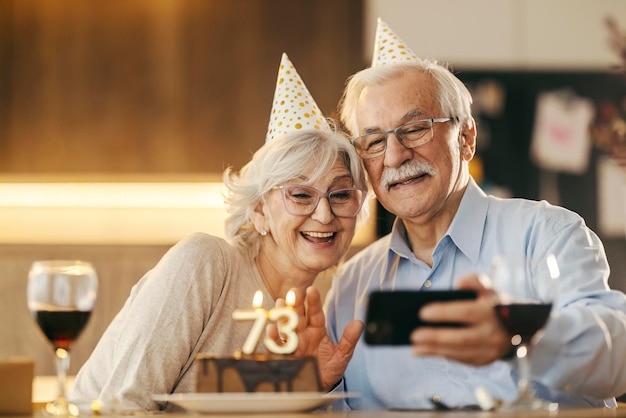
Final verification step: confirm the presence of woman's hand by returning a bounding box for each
[268,287,363,390]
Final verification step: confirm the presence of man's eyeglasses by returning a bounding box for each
[274,184,366,218]
[351,117,458,159]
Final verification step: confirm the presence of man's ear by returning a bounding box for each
[460,117,477,161]
[250,201,267,234]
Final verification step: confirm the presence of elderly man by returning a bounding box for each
[317,19,626,410]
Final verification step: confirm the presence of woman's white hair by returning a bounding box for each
[223,122,369,257]
[339,59,473,137]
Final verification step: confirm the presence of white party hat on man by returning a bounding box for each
[371,18,419,66]
[265,53,329,143]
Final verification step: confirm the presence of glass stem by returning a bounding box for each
[53,348,70,414]
[515,343,533,401]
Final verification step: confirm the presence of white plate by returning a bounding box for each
[152,392,358,414]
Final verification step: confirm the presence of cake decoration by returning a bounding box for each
[232,290,298,355]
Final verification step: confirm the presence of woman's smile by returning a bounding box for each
[301,230,337,244]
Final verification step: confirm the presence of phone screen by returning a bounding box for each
[364,290,477,345]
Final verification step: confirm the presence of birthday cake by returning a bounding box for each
[196,353,322,393]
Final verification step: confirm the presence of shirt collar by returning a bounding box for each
[389,218,413,260]
[388,177,488,263]
[446,177,488,263]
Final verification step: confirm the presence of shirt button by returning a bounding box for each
[424,280,432,288]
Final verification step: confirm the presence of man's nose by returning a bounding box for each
[384,133,413,167]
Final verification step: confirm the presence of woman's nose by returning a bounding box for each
[310,197,334,223]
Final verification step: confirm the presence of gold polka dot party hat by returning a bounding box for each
[265,53,329,143]
[371,18,418,66]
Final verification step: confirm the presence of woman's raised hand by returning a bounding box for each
[268,287,363,390]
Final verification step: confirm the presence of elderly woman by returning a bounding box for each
[68,54,368,412]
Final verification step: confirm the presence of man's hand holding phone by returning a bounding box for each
[365,289,478,345]
[366,274,512,366]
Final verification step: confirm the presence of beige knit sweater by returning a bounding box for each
[69,232,277,411]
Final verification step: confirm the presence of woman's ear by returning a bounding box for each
[250,201,267,234]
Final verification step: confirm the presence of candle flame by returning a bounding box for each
[253,290,263,308]
[286,290,296,306]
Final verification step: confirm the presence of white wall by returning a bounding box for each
[365,0,626,70]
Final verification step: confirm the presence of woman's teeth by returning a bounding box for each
[303,231,334,238]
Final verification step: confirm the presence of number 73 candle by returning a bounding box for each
[232,290,298,355]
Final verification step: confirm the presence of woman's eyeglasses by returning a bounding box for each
[274,184,366,218]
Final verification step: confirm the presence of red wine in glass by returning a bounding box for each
[494,303,552,343]
[490,254,559,412]
[32,310,92,351]
[27,260,98,416]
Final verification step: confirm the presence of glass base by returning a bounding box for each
[499,395,559,412]
[41,399,80,417]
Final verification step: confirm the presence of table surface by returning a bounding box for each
[23,406,626,418]
[26,378,626,418]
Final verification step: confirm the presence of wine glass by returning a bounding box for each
[27,260,98,416]
[489,253,560,412]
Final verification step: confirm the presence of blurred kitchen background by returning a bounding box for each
[1,0,626,376]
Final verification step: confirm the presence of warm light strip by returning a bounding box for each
[0,182,226,208]
[0,181,377,246]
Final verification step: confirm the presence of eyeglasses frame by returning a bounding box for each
[272,184,366,218]
[351,116,459,159]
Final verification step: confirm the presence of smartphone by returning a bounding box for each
[364,290,478,345]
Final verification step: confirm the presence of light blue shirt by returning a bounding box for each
[326,178,626,410]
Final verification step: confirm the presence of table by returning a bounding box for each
[24,407,626,418]
[25,377,626,418]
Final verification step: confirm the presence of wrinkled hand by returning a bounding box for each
[409,274,511,365]
[267,287,363,390]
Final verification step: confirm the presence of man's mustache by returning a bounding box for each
[380,160,436,190]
